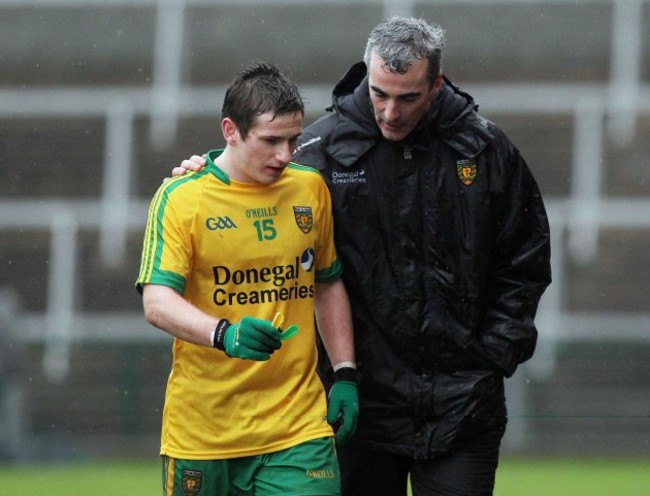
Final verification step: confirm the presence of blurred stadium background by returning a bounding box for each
[1,0,649,464]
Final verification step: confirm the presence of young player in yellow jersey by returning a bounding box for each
[136,62,358,496]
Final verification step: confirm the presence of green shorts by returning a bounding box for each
[162,437,340,496]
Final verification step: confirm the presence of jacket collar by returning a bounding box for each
[324,62,494,166]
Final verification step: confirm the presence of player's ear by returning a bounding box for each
[221,117,240,146]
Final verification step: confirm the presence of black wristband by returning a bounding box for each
[334,366,358,383]
[212,319,231,350]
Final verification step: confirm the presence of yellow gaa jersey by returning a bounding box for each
[136,149,342,459]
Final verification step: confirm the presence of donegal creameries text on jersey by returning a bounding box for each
[211,256,316,306]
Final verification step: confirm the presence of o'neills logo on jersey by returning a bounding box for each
[211,249,315,306]
[293,206,313,234]
[181,469,202,496]
[456,159,477,186]
[245,206,278,218]
[306,468,336,479]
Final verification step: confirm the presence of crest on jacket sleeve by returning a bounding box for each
[456,159,477,186]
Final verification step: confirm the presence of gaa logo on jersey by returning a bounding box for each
[205,216,237,231]
[181,469,202,496]
[293,206,313,234]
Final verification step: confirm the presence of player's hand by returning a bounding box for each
[326,369,359,446]
[172,154,206,177]
[223,316,282,361]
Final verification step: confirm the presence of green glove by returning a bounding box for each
[213,316,282,361]
[326,368,359,446]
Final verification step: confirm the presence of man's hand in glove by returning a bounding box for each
[326,366,359,446]
[212,316,282,361]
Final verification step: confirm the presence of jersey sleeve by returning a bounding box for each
[312,174,342,282]
[135,178,195,294]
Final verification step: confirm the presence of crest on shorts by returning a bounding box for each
[293,206,313,234]
[181,469,202,496]
[456,159,477,186]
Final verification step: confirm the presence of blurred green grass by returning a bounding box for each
[0,459,160,495]
[494,457,650,496]
[0,457,648,495]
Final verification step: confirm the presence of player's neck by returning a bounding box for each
[213,148,236,178]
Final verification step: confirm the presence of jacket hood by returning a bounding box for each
[324,61,494,166]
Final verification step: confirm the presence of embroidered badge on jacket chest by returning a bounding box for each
[456,159,478,186]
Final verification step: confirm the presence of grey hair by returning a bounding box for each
[363,16,446,86]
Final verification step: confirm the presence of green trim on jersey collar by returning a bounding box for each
[286,162,321,176]
[206,149,231,185]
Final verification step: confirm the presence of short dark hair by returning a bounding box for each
[221,62,304,139]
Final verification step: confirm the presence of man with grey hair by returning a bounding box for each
[175,16,551,496]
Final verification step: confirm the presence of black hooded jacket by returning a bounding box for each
[293,62,552,458]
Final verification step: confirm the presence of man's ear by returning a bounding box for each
[430,72,444,102]
[221,117,240,146]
